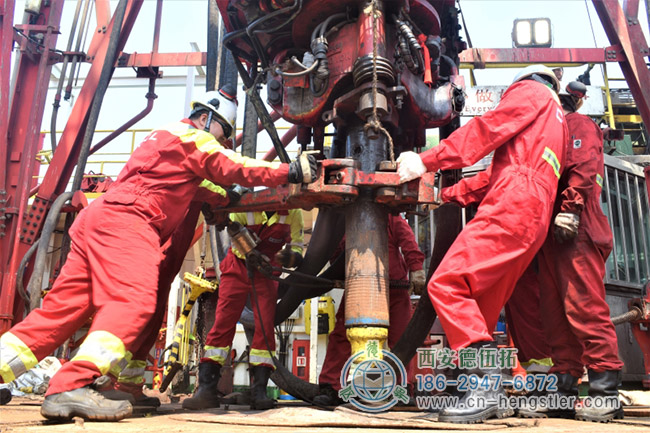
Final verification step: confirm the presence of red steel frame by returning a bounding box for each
[1,0,650,339]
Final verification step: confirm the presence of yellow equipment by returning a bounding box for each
[159,272,217,392]
[304,296,335,335]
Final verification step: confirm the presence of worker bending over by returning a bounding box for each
[0,86,317,422]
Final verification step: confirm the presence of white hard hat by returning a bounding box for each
[512,64,561,93]
[191,86,238,139]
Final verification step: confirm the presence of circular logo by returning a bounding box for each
[339,345,409,412]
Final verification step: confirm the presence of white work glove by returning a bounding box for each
[554,212,580,243]
[397,151,427,184]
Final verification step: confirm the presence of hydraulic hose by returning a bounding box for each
[16,240,40,308]
[26,192,74,312]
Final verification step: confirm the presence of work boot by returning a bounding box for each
[249,366,275,410]
[115,381,161,408]
[438,341,515,424]
[94,375,137,404]
[312,383,344,407]
[575,369,624,422]
[40,386,133,421]
[517,373,579,419]
[182,362,222,410]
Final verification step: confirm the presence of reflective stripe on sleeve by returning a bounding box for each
[71,330,128,375]
[198,179,228,197]
[541,146,561,179]
[0,332,38,383]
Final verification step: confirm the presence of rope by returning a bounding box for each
[364,0,395,163]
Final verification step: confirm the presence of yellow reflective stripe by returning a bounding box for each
[203,345,229,364]
[119,360,146,380]
[198,179,227,197]
[0,332,37,383]
[179,128,220,153]
[288,209,304,254]
[219,148,283,169]
[521,357,554,367]
[541,146,561,179]
[71,331,128,375]
[249,348,275,367]
[596,173,604,188]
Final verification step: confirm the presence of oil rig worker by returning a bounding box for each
[313,214,426,406]
[183,208,304,411]
[519,81,624,422]
[396,64,568,424]
[441,173,554,372]
[0,85,317,422]
[99,181,242,407]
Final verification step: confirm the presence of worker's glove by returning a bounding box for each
[288,153,318,184]
[554,212,580,243]
[246,249,273,275]
[409,269,427,296]
[201,203,229,229]
[397,151,427,184]
[226,184,250,205]
[275,246,303,268]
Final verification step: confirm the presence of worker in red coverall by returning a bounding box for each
[442,168,553,370]
[311,214,426,406]
[519,81,624,422]
[0,85,317,422]
[183,209,304,411]
[99,182,242,408]
[397,64,568,424]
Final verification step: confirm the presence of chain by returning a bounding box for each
[364,0,395,163]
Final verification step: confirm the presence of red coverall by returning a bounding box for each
[318,215,425,390]
[442,170,552,364]
[537,112,623,376]
[0,119,289,393]
[202,210,304,369]
[420,79,568,350]
[115,182,231,388]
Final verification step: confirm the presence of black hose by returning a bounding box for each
[70,0,128,192]
[26,191,74,312]
[16,240,40,309]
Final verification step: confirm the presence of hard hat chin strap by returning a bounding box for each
[204,111,214,133]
